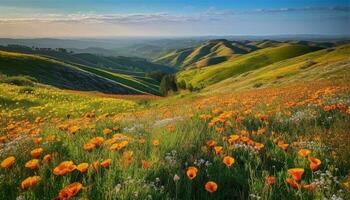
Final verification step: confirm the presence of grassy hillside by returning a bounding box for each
[0,45,175,74]
[154,39,257,69]
[206,44,350,93]
[176,44,322,90]
[0,51,161,95]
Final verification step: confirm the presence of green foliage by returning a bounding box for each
[160,74,178,96]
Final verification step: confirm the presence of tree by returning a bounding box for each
[160,74,178,96]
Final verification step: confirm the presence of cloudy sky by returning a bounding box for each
[0,0,349,38]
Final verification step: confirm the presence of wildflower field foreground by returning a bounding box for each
[1,81,350,200]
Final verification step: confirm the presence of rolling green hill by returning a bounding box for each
[205,44,350,93]
[154,39,257,69]
[0,45,176,74]
[0,51,161,95]
[176,44,322,90]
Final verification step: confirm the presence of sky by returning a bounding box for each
[0,0,349,38]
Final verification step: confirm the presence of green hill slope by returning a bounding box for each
[154,39,257,69]
[176,44,322,90]
[206,44,350,93]
[0,45,175,74]
[0,51,161,95]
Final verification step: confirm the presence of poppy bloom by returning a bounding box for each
[33,137,43,144]
[302,183,314,192]
[286,178,299,188]
[110,141,128,150]
[186,166,198,180]
[21,176,40,189]
[53,161,76,176]
[206,140,217,147]
[58,182,82,199]
[76,163,89,173]
[152,140,160,146]
[277,142,289,151]
[91,161,100,172]
[205,181,218,193]
[43,154,53,163]
[103,128,113,135]
[228,135,239,144]
[223,156,235,167]
[101,159,111,169]
[288,168,304,181]
[25,159,40,170]
[83,143,96,152]
[213,146,223,155]
[68,126,80,134]
[139,139,145,144]
[265,176,275,185]
[298,149,311,158]
[31,148,43,158]
[1,156,15,169]
[141,160,151,169]
[90,137,104,147]
[308,157,321,171]
[255,143,264,151]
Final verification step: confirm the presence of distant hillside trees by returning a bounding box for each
[160,74,178,96]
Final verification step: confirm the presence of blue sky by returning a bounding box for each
[0,0,349,37]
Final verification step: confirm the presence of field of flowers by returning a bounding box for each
[1,82,350,200]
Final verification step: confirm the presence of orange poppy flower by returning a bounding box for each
[83,143,96,152]
[302,183,314,192]
[33,137,43,144]
[101,159,111,169]
[21,176,40,189]
[89,137,104,146]
[288,168,304,181]
[265,176,275,185]
[205,181,218,193]
[228,135,239,144]
[240,136,250,143]
[1,156,15,169]
[186,166,198,180]
[68,126,80,134]
[141,160,151,169]
[91,161,100,172]
[31,148,43,158]
[298,149,311,157]
[58,182,82,200]
[139,139,145,144]
[255,143,264,151]
[152,139,160,146]
[25,159,40,170]
[214,146,223,155]
[308,157,321,171]
[123,151,134,162]
[110,140,129,150]
[53,161,76,176]
[43,154,53,163]
[76,163,89,173]
[223,156,235,167]
[206,140,217,147]
[102,128,113,135]
[277,142,289,151]
[286,178,299,188]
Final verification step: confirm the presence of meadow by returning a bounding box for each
[1,80,350,200]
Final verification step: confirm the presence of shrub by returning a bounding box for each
[0,75,37,87]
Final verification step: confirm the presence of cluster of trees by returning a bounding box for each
[149,70,199,96]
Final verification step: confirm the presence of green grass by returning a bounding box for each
[154,39,253,69]
[176,44,322,89]
[0,51,161,95]
[206,44,350,93]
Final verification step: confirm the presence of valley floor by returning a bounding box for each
[0,81,350,199]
